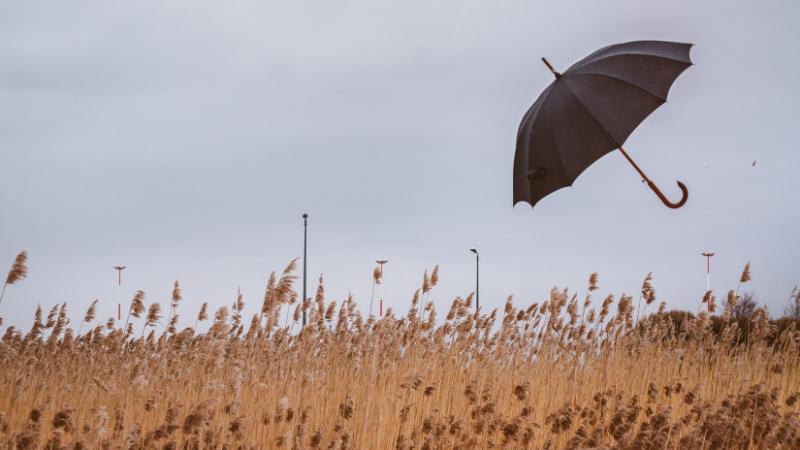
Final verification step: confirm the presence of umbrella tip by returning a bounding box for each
[541,57,561,79]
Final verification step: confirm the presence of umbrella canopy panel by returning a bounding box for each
[513,41,693,208]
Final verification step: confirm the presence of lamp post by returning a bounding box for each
[377,260,388,317]
[469,248,479,312]
[702,252,715,313]
[113,266,126,285]
[302,213,308,327]
[702,252,715,291]
[114,266,126,320]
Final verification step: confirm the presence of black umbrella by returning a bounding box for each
[513,40,693,209]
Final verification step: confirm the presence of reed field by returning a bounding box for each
[1,252,800,449]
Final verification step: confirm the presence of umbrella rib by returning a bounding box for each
[569,72,667,103]
[568,52,691,73]
[560,81,622,148]
[517,85,553,139]
[545,113,574,186]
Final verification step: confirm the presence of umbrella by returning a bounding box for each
[513,40,693,209]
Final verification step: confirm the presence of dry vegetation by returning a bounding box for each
[1,253,800,449]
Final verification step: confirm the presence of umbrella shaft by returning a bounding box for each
[618,147,651,184]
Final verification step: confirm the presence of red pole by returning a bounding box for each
[118,303,121,320]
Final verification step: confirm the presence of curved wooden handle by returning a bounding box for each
[647,180,689,209]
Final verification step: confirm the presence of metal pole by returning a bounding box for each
[470,248,479,312]
[117,269,121,322]
[476,252,479,312]
[702,252,715,291]
[702,252,715,313]
[302,213,308,327]
[114,266,126,323]
[376,260,388,317]
[369,278,375,317]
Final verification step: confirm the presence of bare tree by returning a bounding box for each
[784,286,800,320]
[732,292,758,320]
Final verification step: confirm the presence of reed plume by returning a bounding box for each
[77,299,98,335]
[370,266,381,316]
[141,303,161,338]
[44,304,58,328]
[124,290,146,333]
[725,289,737,318]
[195,302,208,330]
[84,299,97,323]
[740,262,752,283]
[0,250,28,307]
[0,261,796,449]
[589,272,599,292]
[737,262,752,296]
[232,288,244,333]
[260,271,277,322]
[373,266,382,284]
[168,314,179,334]
[701,290,713,313]
[172,281,182,307]
[166,281,182,333]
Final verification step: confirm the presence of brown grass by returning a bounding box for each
[0,259,799,449]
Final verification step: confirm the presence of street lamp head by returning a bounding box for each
[302,213,308,219]
[469,248,478,254]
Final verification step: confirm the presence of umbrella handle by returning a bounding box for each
[646,180,689,209]
[618,147,689,209]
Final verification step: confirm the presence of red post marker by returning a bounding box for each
[118,303,121,320]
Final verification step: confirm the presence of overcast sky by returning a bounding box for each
[1,0,798,330]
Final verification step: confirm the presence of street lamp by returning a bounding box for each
[302,213,309,327]
[702,252,715,291]
[469,248,479,312]
[114,266,126,321]
[377,260,388,316]
[113,266,126,285]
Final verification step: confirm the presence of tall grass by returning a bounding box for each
[0,258,798,449]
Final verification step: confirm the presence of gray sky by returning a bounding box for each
[1,0,798,330]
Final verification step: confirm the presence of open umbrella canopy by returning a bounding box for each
[513,41,693,209]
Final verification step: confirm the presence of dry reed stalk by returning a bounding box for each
[0,260,798,449]
[0,251,27,307]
